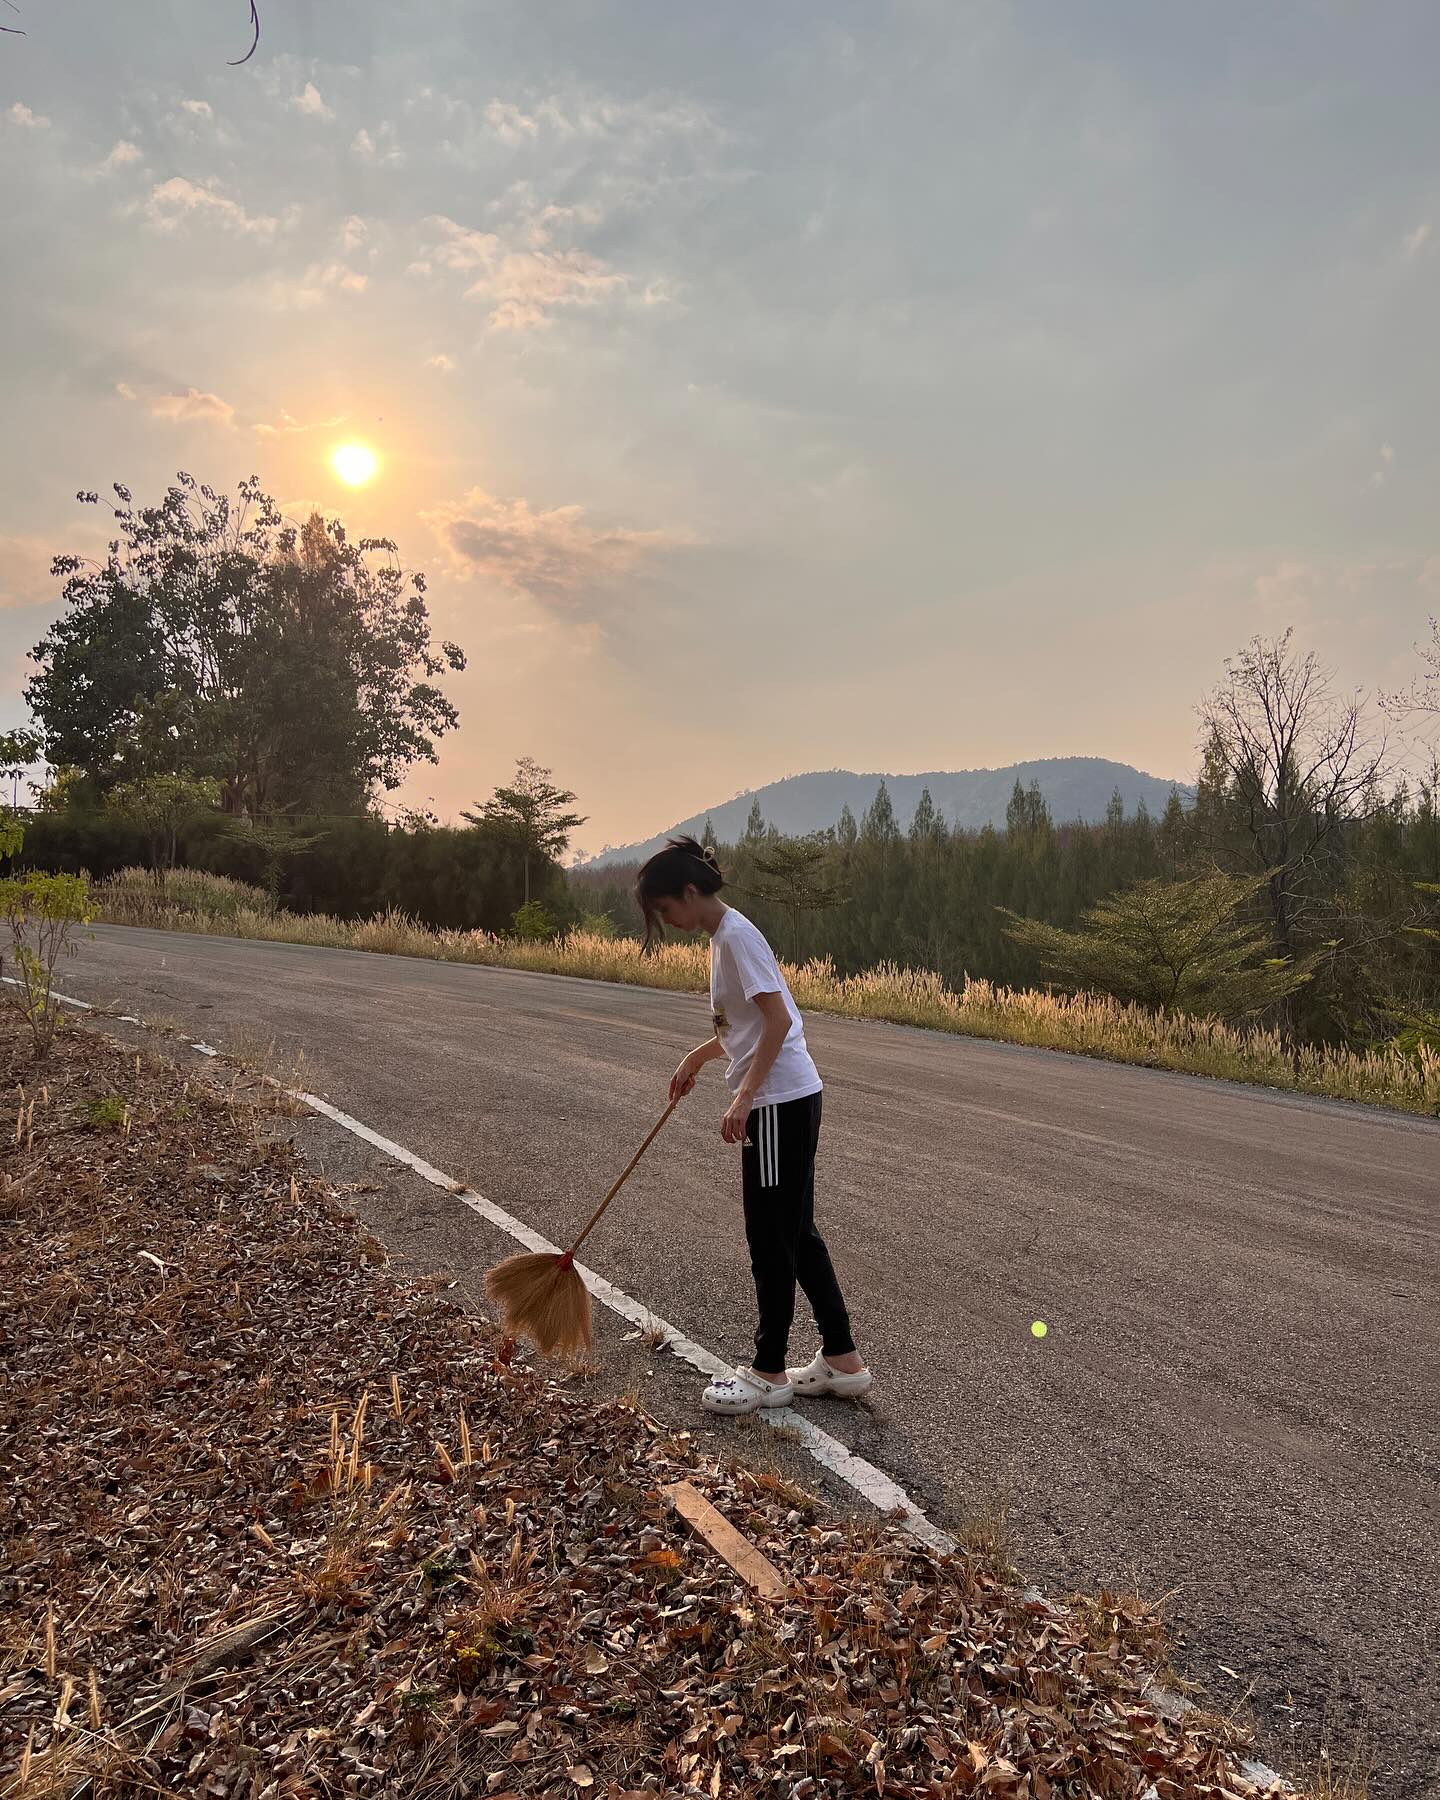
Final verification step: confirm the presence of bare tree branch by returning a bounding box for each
[3,2,257,54]
[1381,614,1440,724]
[229,0,261,65]
[1196,630,1389,980]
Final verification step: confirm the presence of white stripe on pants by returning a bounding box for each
[759,1103,777,1188]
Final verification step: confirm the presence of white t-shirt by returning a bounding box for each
[708,908,823,1107]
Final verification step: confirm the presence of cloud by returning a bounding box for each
[0,534,62,611]
[181,100,213,118]
[267,262,369,308]
[253,409,349,439]
[141,176,281,237]
[6,102,50,129]
[483,100,541,146]
[340,214,369,253]
[422,487,690,611]
[1402,222,1432,258]
[98,140,143,175]
[293,82,334,121]
[427,219,499,271]
[116,383,236,427]
[1370,443,1397,488]
[425,215,623,329]
[425,353,457,372]
[482,249,624,329]
[351,124,403,165]
[479,92,715,148]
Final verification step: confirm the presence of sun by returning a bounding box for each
[330,442,379,487]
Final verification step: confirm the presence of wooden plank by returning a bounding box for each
[665,1481,789,1601]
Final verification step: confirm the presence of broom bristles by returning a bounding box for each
[485,1251,593,1357]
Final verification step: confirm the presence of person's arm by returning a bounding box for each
[670,1033,725,1101]
[719,992,788,1142]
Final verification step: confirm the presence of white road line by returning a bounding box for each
[3,977,92,1009]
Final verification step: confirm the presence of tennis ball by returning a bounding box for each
[1030,1320,1048,1338]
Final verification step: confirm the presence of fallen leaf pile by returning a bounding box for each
[0,1019,1293,1798]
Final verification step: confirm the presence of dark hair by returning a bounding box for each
[634,835,724,952]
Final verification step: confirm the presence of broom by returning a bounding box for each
[485,1096,682,1357]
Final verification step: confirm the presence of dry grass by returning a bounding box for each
[93,867,1440,1116]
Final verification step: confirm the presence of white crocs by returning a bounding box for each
[701,1369,795,1415]
[788,1352,873,1399]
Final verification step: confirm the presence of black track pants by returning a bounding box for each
[741,1091,855,1373]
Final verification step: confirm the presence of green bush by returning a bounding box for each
[510,900,559,941]
[0,870,93,1059]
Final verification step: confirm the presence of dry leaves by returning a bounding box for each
[0,1019,1294,1798]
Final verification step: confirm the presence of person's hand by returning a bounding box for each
[669,1050,705,1102]
[720,1090,753,1144]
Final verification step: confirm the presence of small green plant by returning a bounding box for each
[0,870,93,1060]
[87,1096,129,1131]
[419,1554,460,1588]
[579,909,618,938]
[510,899,558,941]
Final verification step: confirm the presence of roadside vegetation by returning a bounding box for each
[93,867,1440,1115]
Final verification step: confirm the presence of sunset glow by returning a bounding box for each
[330,442,379,488]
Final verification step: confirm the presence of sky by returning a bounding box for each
[2,0,1438,856]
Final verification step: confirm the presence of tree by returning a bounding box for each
[1197,630,1388,1017]
[1006,779,1051,836]
[861,781,899,844]
[0,728,42,782]
[1382,614,1440,724]
[747,834,847,963]
[743,799,766,845]
[1157,787,1190,879]
[110,773,220,888]
[217,816,328,914]
[465,757,586,904]
[910,787,943,843]
[27,477,465,817]
[701,816,718,852]
[999,872,1312,1017]
[0,729,40,857]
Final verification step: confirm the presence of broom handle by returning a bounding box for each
[568,1096,682,1256]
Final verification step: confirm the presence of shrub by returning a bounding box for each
[510,901,559,941]
[0,870,93,1060]
[87,1096,129,1131]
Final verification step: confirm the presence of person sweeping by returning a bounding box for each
[636,836,872,1415]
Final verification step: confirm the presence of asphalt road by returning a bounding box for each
[63,926,1440,1798]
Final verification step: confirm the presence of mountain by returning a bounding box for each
[584,757,1195,868]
